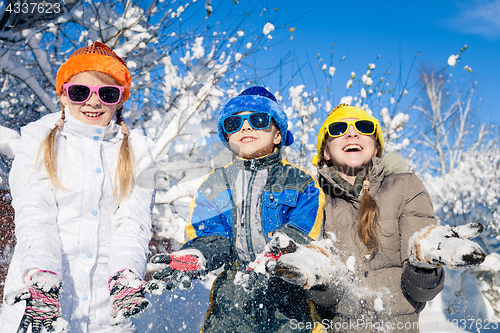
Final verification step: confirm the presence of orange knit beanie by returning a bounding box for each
[56,41,132,102]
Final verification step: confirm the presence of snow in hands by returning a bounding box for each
[234,231,290,292]
[235,231,342,290]
[408,222,486,269]
[273,234,340,289]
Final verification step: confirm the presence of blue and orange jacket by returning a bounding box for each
[182,149,325,332]
[184,148,324,267]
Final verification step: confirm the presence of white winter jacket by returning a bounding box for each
[0,111,157,332]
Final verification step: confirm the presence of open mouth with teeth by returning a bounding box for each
[343,144,362,152]
[82,111,105,119]
[240,137,257,143]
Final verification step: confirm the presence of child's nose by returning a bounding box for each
[241,119,253,131]
[345,125,359,137]
[86,91,101,105]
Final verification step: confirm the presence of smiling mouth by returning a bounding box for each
[343,144,362,152]
[82,111,105,118]
[241,137,257,142]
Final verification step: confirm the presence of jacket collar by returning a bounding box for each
[318,156,386,200]
[232,148,282,171]
[62,108,121,141]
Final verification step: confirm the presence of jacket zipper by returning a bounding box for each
[244,170,257,262]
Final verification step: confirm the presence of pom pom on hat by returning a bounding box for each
[238,86,278,102]
[56,41,132,102]
[217,86,293,147]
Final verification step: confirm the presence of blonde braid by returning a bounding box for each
[39,106,66,189]
[357,167,380,256]
[114,108,134,203]
[356,141,383,256]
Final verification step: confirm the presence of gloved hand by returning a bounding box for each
[5,270,68,333]
[150,249,207,290]
[234,243,283,292]
[108,269,165,325]
[408,222,486,269]
[273,236,339,289]
[234,231,296,291]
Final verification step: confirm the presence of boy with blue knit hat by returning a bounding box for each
[150,86,325,332]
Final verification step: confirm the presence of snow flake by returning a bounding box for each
[360,88,367,98]
[176,6,185,17]
[448,54,459,66]
[346,256,356,272]
[263,22,275,35]
[340,96,353,105]
[329,66,336,77]
[374,296,384,312]
[192,37,205,59]
[362,74,373,86]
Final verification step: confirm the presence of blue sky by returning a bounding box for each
[247,0,500,129]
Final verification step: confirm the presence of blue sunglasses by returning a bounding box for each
[222,111,274,134]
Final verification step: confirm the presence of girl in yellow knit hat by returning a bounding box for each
[271,104,485,332]
[0,42,163,332]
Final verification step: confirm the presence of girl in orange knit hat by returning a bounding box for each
[0,42,163,332]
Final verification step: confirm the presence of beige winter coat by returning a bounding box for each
[306,157,444,332]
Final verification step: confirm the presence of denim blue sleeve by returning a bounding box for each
[185,177,233,242]
[285,178,325,242]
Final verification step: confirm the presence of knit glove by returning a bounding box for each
[5,270,68,333]
[408,222,486,269]
[234,231,301,292]
[108,269,165,325]
[150,249,207,290]
[272,235,339,289]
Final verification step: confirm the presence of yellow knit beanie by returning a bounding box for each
[312,104,384,166]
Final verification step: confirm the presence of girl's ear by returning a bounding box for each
[323,142,331,161]
[59,93,68,107]
[273,131,282,145]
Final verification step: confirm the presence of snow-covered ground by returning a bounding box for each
[420,295,469,333]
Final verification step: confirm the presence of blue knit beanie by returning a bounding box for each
[217,86,294,147]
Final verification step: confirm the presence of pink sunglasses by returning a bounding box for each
[63,84,124,105]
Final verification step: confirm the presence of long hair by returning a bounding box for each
[355,141,383,256]
[114,107,133,203]
[39,106,67,190]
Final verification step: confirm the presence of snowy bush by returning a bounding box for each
[422,137,500,321]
